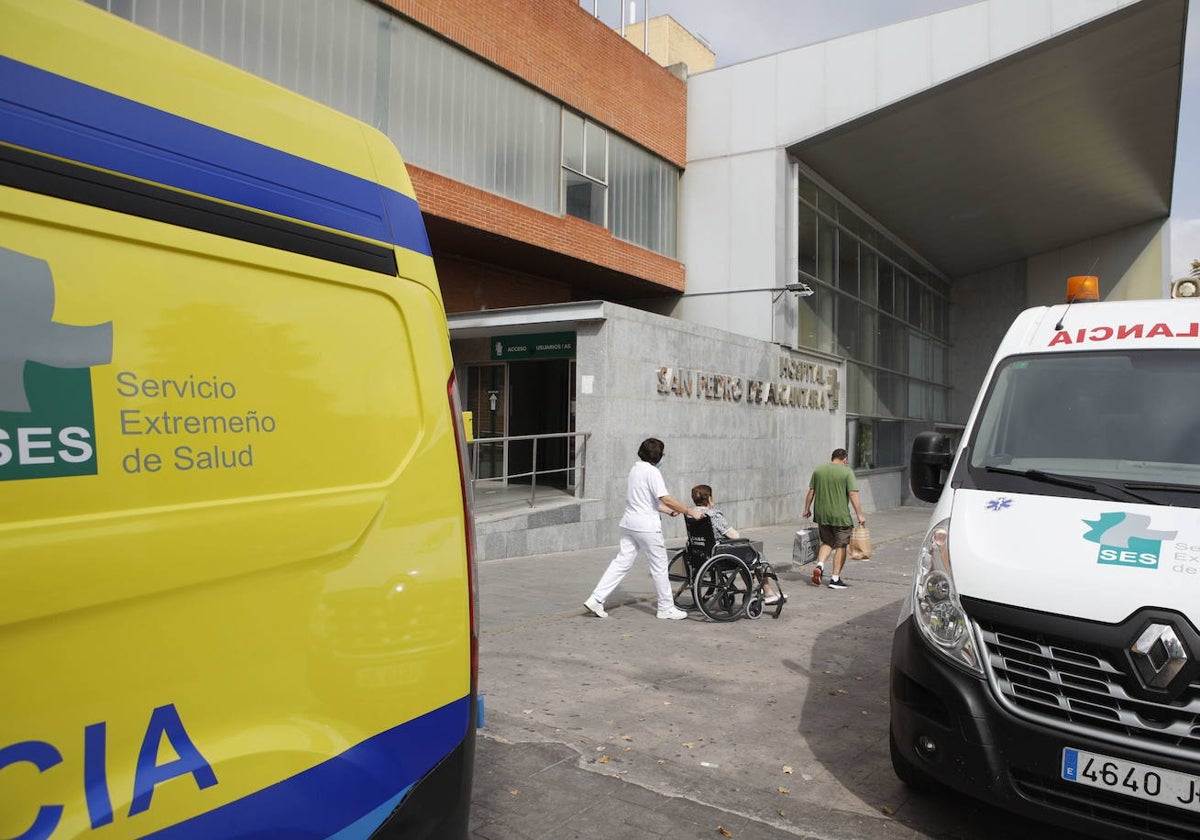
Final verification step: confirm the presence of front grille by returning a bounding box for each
[978,620,1200,757]
[1012,769,1200,840]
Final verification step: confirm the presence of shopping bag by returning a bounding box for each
[792,527,818,566]
[848,526,873,560]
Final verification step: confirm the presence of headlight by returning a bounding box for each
[912,518,982,675]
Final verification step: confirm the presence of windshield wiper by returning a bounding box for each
[1122,481,1200,495]
[983,466,1158,505]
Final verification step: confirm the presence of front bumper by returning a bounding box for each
[890,616,1200,839]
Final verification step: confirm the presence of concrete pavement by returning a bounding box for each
[469,507,1075,840]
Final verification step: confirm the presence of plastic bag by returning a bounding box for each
[792,527,818,566]
[848,526,872,560]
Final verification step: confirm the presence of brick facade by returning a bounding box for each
[378,0,686,166]
[376,0,687,310]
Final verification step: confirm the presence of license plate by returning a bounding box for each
[1062,748,1200,811]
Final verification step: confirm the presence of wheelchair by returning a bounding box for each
[667,514,785,621]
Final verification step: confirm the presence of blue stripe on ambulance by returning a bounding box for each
[0,55,431,258]
[143,696,469,839]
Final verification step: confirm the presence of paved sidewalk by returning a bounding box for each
[469,505,1090,840]
[475,506,933,634]
[470,507,943,839]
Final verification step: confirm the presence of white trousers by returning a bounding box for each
[591,527,674,612]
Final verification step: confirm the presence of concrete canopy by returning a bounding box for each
[787,0,1187,279]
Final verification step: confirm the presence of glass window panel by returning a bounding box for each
[933,387,948,422]
[877,263,894,313]
[798,288,835,353]
[909,381,928,419]
[893,273,908,321]
[853,417,875,470]
[798,202,817,279]
[838,233,859,296]
[866,367,880,416]
[816,216,837,284]
[798,295,820,352]
[564,171,605,225]
[798,175,818,206]
[610,134,678,257]
[908,334,926,378]
[817,187,840,220]
[932,345,947,385]
[877,317,906,371]
[845,365,861,415]
[878,371,905,418]
[858,306,877,366]
[916,287,931,331]
[836,295,859,358]
[860,249,877,306]
[585,121,606,181]
[877,421,903,467]
[563,111,584,172]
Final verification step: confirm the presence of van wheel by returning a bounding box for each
[889,727,942,793]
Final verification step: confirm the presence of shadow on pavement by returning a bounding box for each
[799,596,1088,840]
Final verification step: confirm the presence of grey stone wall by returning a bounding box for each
[459,302,850,559]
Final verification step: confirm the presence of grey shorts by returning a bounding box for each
[818,524,853,549]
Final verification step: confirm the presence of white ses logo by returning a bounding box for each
[0,247,113,481]
[1084,512,1177,570]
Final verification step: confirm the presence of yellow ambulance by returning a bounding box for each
[1,1,478,837]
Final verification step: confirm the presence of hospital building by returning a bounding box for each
[86,0,1188,559]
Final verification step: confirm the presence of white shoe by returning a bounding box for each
[656,606,688,620]
[584,596,608,618]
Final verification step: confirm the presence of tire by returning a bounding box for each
[667,550,695,609]
[889,726,942,793]
[693,554,752,622]
[745,595,764,619]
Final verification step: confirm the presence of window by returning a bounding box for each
[792,168,949,429]
[849,417,904,470]
[92,0,674,252]
[610,134,679,257]
[562,111,607,227]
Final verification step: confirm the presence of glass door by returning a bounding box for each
[465,363,507,481]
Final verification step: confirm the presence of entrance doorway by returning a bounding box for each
[464,359,575,488]
[507,359,572,488]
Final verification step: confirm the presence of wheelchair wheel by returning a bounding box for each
[745,594,764,620]
[667,550,695,609]
[693,554,752,622]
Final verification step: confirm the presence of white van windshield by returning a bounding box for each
[968,350,1200,498]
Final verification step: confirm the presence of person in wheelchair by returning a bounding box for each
[689,485,785,606]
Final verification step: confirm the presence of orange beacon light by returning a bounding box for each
[1066,275,1100,302]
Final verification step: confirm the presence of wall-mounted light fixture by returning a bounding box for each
[680,281,814,302]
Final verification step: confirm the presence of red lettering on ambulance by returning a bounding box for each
[1048,321,1200,346]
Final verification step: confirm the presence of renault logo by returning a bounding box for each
[1131,624,1189,690]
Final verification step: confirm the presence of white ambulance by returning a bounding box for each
[891,276,1200,839]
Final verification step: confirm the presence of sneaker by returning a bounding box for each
[828,578,849,589]
[656,606,688,620]
[584,596,608,618]
[763,593,787,605]
[811,565,823,587]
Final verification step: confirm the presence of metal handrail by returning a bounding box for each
[467,431,589,509]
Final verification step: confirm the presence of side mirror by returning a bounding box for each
[910,431,951,503]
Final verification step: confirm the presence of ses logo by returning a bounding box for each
[1083,512,1177,570]
[1,247,112,482]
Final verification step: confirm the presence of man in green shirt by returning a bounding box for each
[802,448,867,589]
